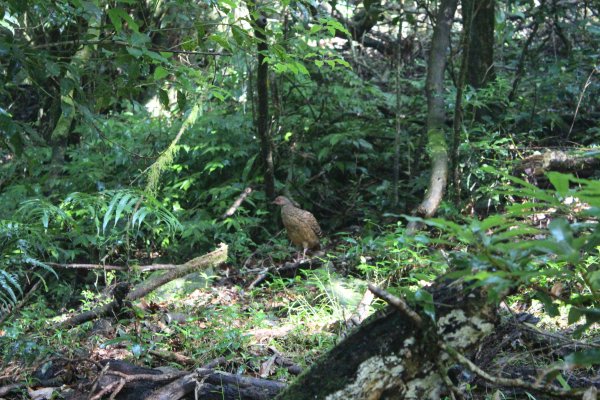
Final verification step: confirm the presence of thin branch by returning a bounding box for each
[106,370,188,382]
[60,244,228,327]
[46,262,178,272]
[368,283,423,326]
[509,2,545,102]
[567,67,596,140]
[220,187,253,219]
[33,39,229,56]
[442,343,588,398]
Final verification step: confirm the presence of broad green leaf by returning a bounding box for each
[126,47,143,58]
[209,34,232,51]
[547,172,572,197]
[535,290,559,317]
[114,193,135,227]
[158,89,169,108]
[154,66,169,80]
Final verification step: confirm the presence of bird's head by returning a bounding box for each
[272,196,292,206]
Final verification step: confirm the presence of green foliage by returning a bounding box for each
[410,171,600,339]
[0,189,180,308]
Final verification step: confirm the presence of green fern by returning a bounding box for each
[0,269,21,307]
[100,189,182,235]
[0,220,56,308]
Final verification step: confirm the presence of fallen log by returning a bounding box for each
[515,150,599,185]
[277,279,498,399]
[276,279,590,399]
[60,244,228,328]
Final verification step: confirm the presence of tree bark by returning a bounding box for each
[393,3,405,208]
[463,0,495,87]
[450,0,473,205]
[410,0,458,225]
[251,6,276,200]
[276,280,499,399]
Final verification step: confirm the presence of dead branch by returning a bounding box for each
[46,262,179,272]
[145,358,228,400]
[443,343,589,398]
[106,370,188,382]
[196,367,286,395]
[220,187,253,219]
[0,383,25,397]
[146,367,286,400]
[60,244,228,328]
[368,283,423,326]
[145,374,197,400]
[344,287,375,329]
[148,350,194,366]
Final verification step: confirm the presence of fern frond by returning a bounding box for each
[0,269,21,307]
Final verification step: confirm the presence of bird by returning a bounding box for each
[272,196,323,260]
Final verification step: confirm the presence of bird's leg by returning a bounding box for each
[293,248,308,263]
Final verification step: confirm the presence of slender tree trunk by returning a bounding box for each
[450,0,473,205]
[463,0,495,87]
[410,0,458,225]
[509,1,544,102]
[250,5,276,200]
[393,2,405,208]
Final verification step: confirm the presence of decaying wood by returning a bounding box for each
[516,150,600,182]
[277,278,593,399]
[145,367,287,400]
[60,244,228,328]
[46,262,179,271]
[277,279,498,400]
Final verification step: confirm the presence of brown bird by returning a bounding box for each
[272,196,323,259]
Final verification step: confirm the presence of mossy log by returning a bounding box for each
[277,280,499,400]
[515,150,599,185]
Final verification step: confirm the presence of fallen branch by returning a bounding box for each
[246,257,324,289]
[146,366,286,400]
[60,244,228,328]
[196,368,286,396]
[0,383,25,397]
[442,343,589,398]
[345,287,375,329]
[46,262,178,272]
[148,350,194,366]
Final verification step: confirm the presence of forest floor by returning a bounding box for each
[0,241,598,399]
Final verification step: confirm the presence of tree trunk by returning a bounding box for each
[463,0,495,87]
[251,6,276,200]
[276,280,499,399]
[410,0,458,224]
[450,0,473,205]
[393,2,405,208]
